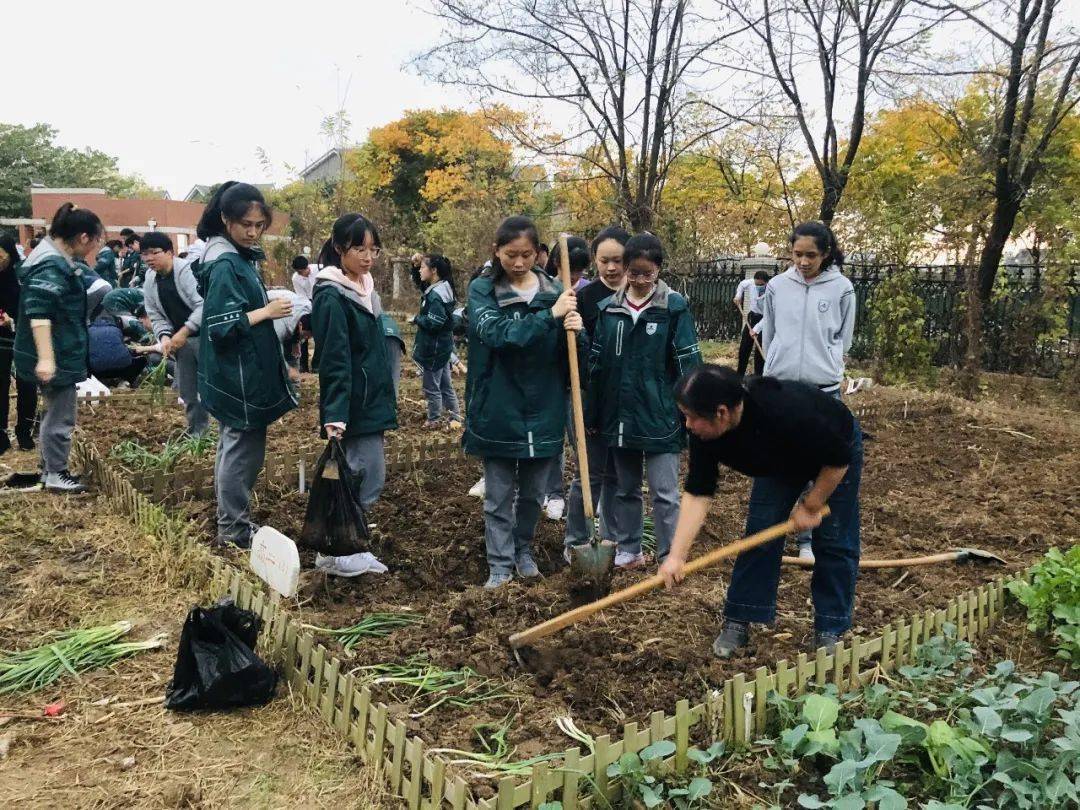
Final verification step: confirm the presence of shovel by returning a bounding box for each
[557,233,617,603]
[511,509,829,654]
[782,547,1006,569]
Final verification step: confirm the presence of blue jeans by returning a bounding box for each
[422,363,460,421]
[725,421,863,634]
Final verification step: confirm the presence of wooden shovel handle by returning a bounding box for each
[557,233,594,520]
[782,550,962,569]
[509,507,830,649]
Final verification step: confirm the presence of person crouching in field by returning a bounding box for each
[195,182,297,548]
[141,231,209,437]
[582,232,701,569]
[310,213,398,577]
[14,203,104,493]
[413,254,461,428]
[463,216,583,589]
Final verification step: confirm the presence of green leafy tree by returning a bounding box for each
[0,123,161,217]
[868,270,936,384]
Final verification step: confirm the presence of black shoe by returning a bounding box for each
[712,620,750,659]
[15,426,34,451]
[0,432,9,456]
[813,631,843,655]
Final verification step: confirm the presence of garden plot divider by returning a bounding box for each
[70,398,1033,810]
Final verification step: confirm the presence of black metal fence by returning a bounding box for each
[666,260,1080,377]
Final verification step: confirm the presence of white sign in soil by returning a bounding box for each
[250,526,300,598]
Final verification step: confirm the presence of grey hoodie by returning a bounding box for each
[143,256,203,339]
[760,265,855,391]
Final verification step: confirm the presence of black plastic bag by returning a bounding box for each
[299,438,371,556]
[165,598,277,711]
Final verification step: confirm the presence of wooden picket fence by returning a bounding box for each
[71,429,1032,810]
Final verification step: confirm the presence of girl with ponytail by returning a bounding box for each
[13,202,104,492]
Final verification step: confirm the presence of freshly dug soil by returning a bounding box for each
[77,383,1080,779]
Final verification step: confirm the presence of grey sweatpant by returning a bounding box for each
[610,449,680,561]
[422,363,460,421]
[215,423,267,544]
[564,430,615,547]
[340,432,386,511]
[482,456,551,575]
[174,341,209,437]
[40,384,77,474]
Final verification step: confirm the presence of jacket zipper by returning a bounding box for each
[799,283,809,380]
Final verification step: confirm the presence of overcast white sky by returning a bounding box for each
[10,0,471,198]
[10,2,1079,201]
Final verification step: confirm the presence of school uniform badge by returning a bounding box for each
[818,300,830,313]
[646,322,658,335]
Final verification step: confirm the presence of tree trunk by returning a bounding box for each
[977,199,1021,302]
[817,177,842,225]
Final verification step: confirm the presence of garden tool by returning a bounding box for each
[781,547,1005,569]
[557,233,617,603]
[739,307,765,361]
[510,509,829,659]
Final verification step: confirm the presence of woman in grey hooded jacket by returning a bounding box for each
[760,221,856,559]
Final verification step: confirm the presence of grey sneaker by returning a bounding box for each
[712,620,750,659]
[515,557,541,578]
[813,631,843,655]
[483,572,513,590]
[43,470,88,494]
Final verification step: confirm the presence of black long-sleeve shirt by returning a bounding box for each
[577,278,619,336]
[684,377,856,496]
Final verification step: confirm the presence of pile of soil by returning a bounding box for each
[77,382,1080,777]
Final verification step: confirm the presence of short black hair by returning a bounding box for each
[292,255,309,270]
[140,232,174,253]
[538,243,550,255]
[124,234,140,247]
[106,239,124,250]
[674,364,746,416]
[753,270,770,282]
[119,228,136,238]
[623,233,664,268]
[590,225,632,256]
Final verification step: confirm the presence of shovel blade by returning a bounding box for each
[568,540,617,606]
[957,548,1006,565]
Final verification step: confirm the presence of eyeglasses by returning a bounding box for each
[141,248,166,258]
[626,267,657,279]
[348,246,381,258]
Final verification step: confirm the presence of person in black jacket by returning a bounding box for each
[0,235,37,453]
[659,365,863,658]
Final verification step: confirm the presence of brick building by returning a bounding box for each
[1,187,287,251]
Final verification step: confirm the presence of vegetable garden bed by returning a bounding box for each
[70,381,1079,808]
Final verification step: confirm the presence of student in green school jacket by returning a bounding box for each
[194,182,297,548]
[14,203,106,493]
[464,215,583,589]
[584,232,702,570]
[310,212,398,578]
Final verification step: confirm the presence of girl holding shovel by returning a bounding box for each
[464,216,582,589]
[659,364,863,658]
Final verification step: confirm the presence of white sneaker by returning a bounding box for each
[798,545,815,562]
[43,470,88,494]
[468,477,486,499]
[315,552,388,577]
[544,496,565,521]
[615,551,646,569]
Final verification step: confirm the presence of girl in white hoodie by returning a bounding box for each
[761,221,856,560]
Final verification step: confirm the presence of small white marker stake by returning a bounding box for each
[298,459,306,494]
[250,526,300,598]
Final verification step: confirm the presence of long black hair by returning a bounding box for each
[790,221,844,268]
[674,364,746,417]
[491,216,541,281]
[0,234,19,268]
[424,253,456,299]
[545,236,590,278]
[317,213,382,268]
[49,203,104,243]
[196,182,273,241]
